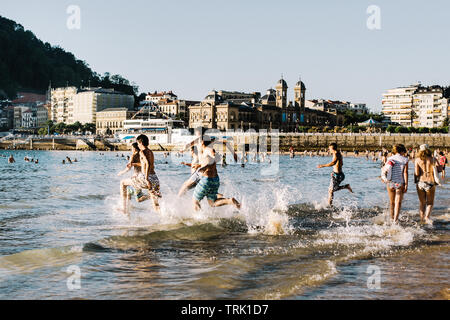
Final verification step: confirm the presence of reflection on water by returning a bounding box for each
[0,150,448,299]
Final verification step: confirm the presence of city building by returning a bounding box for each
[13,105,48,130]
[382,84,449,128]
[96,108,137,135]
[0,106,14,131]
[157,99,199,123]
[306,100,368,115]
[50,86,77,123]
[72,88,135,124]
[350,103,369,114]
[188,78,342,131]
[50,87,135,125]
[413,86,448,128]
[145,91,178,104]
[37,104,50,128]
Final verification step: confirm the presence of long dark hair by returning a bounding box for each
[132,142,139,153]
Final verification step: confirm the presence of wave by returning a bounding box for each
[0,246,83,276]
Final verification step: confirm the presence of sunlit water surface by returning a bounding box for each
[0,150,448,299]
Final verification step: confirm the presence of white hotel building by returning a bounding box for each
[382,84,449,128]
[50,87,135,125]
[381,84,419,127]
[413,86,448,128]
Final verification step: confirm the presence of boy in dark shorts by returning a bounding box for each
[317,143,353,206]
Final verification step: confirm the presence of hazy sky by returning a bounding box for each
[1,0,449,112]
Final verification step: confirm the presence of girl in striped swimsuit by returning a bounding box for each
[384,144,409,223]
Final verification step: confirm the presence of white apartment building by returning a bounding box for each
[145,91,178,104]
[50,87,135,125]
[382,84,449,128]
[413,86,448,128]
[36,105,49,127]
[381,84,420,127]
[350,103,369,114]
[72,88,134,124]
[13,105,48,129]
[50,87,77,123]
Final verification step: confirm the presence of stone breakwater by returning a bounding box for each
[0,133,448,152]
[275,133,449,151]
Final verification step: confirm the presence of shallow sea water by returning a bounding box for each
[0,150,448,299]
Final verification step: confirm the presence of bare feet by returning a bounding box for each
[424,218,433,225]
[119,207,129,215]
[232,198,241,210]
[137,195,150,203]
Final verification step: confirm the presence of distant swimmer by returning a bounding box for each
[62,160,66,164]
[317,143,353,207]
[289,146,295,159]
[381,144,409,224]
[120,135,161,214]
[8,155,15,163]
[414,144,441,225]
[193,131,240,212]
[66,157,72,164]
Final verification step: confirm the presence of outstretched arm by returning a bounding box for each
[209,139,238,163]
[317,154,338,169]
[183,137,200,151]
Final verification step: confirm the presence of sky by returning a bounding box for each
[1,0,450,112]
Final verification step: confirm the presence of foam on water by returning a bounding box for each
[105,174,297,237]
[1,151,448,299]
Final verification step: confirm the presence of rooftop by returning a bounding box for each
[97,108,132,112]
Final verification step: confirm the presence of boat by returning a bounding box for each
[117,118,195,145]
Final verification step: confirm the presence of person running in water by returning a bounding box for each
[178,146,201,197]
[317,143,353,206]
[193,133,240,211]
[120,135,161,214]
[118,142,145,201]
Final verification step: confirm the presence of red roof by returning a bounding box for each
[147,91,177,97]
[12,92,47,105]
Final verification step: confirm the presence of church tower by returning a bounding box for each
[294,78,306,111]
[275,76,288,108]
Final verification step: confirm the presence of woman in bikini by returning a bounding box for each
[415,144,440,225]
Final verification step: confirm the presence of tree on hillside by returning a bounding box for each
[0,15,138,99]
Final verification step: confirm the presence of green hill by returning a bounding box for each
[0,15,138,100]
